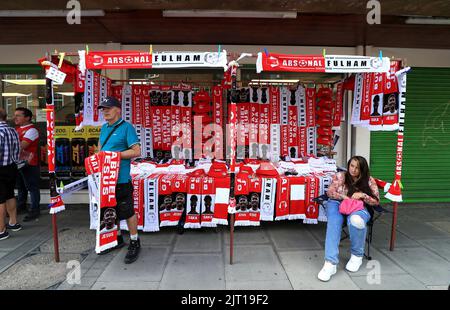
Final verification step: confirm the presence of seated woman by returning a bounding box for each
[318,156,380,282]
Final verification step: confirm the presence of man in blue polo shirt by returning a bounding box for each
[98,96,141,264]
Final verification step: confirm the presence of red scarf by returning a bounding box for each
[96,151,121,253]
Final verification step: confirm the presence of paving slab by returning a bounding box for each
[380,247,450,286]
[224,227,270,245]
[401,208,450,222]
[174,230,221,253]
[225,245,288,282]
[415,239,450,262]
[159,254,225,290]
[429,221,450,234]
[92,281,159,290]
[350,274,428,290]
[370,221,420,248]
[225,280,293,290]
[96,246,169,283]
[268,224,323,251]
[278,250,360,290]
[339,247,407,277]
[139,230,176,246]
[395,218,450,240]
[0,251,9,259]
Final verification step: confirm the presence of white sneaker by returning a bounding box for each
[317,261,337,282]
[345,254,363,272]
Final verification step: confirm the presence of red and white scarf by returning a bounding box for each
[275,176,290,220]
[158,174,176,227]
[333,82,344,129]
[258,87,270,159]
[212,86,224,160]
[304,176,320,224]
[150,85,163,150]
[89,151,121,253]
[287,87,299,158]
[369,72,385,130]
[201,176,217,227]
[184,175,203,229]
[382,61,401,131]
[212,175,231,225]
[288,176,307,220]
[161,86,173,151]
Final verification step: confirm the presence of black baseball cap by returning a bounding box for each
[98,96,122,109]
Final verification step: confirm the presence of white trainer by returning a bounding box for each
[345,254,363,272]
[317,261,337,282]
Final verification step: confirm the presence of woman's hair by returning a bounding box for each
[345,156,376,198]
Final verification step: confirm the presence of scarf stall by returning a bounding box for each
[43,49,409,263]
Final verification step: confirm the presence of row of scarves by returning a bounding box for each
[230,84,343,160]
[87,163,334,234]
[110,84,225,161]
[77,69,113,128]
[351,60,402,131]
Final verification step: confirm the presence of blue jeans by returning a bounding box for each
[17,165,41,213]
[324,199,371,265]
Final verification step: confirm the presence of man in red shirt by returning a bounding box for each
[14,108,41,221]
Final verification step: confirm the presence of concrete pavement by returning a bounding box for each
[1,204,449,290]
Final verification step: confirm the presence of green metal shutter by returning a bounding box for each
[370,67,450,203]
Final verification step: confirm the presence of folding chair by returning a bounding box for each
[313,194,391,260]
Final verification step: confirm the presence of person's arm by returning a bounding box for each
[20,127,39,150]
[121,124,141,159]
[352,178,380,205]
[120,143,141,159]
[326,172,348,200]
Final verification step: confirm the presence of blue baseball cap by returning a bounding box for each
[98,96,122,109]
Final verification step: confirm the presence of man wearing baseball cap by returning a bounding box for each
[97,96,141,264]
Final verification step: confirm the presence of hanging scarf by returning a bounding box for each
[158,174,176,227]
[288,176,306,220]
[180,85,193,160]
[143,176,160,232]
[122,84,133,123]
[201,176,217,227]
[369,72,385,130]
[260,177,277,221]
[305,88,316,127]
[259,87,270,160]
[304,176,320,224]
[161,85,173,151]
[94,151,121,253]
[150,86,163,151]
[212,85,224,160]
[142,86,152,129]
[360,73,373,127]
[184,175,203,229]
[333,82,344,129]
[288,87,299,158]
[93,72,100,123]
[275,176,290,220]
[212,175,231,225]
[269,86,281,162]
[351,73,364,125]
[132,85,143,126]
[280,87,290,157]
[234,171,251,226]
[385,67,410,202]
[382,61,401,131]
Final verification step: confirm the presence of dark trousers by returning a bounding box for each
[17,165,41,213]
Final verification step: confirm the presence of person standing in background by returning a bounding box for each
[0,108,22,240]
[14,107,41,222]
